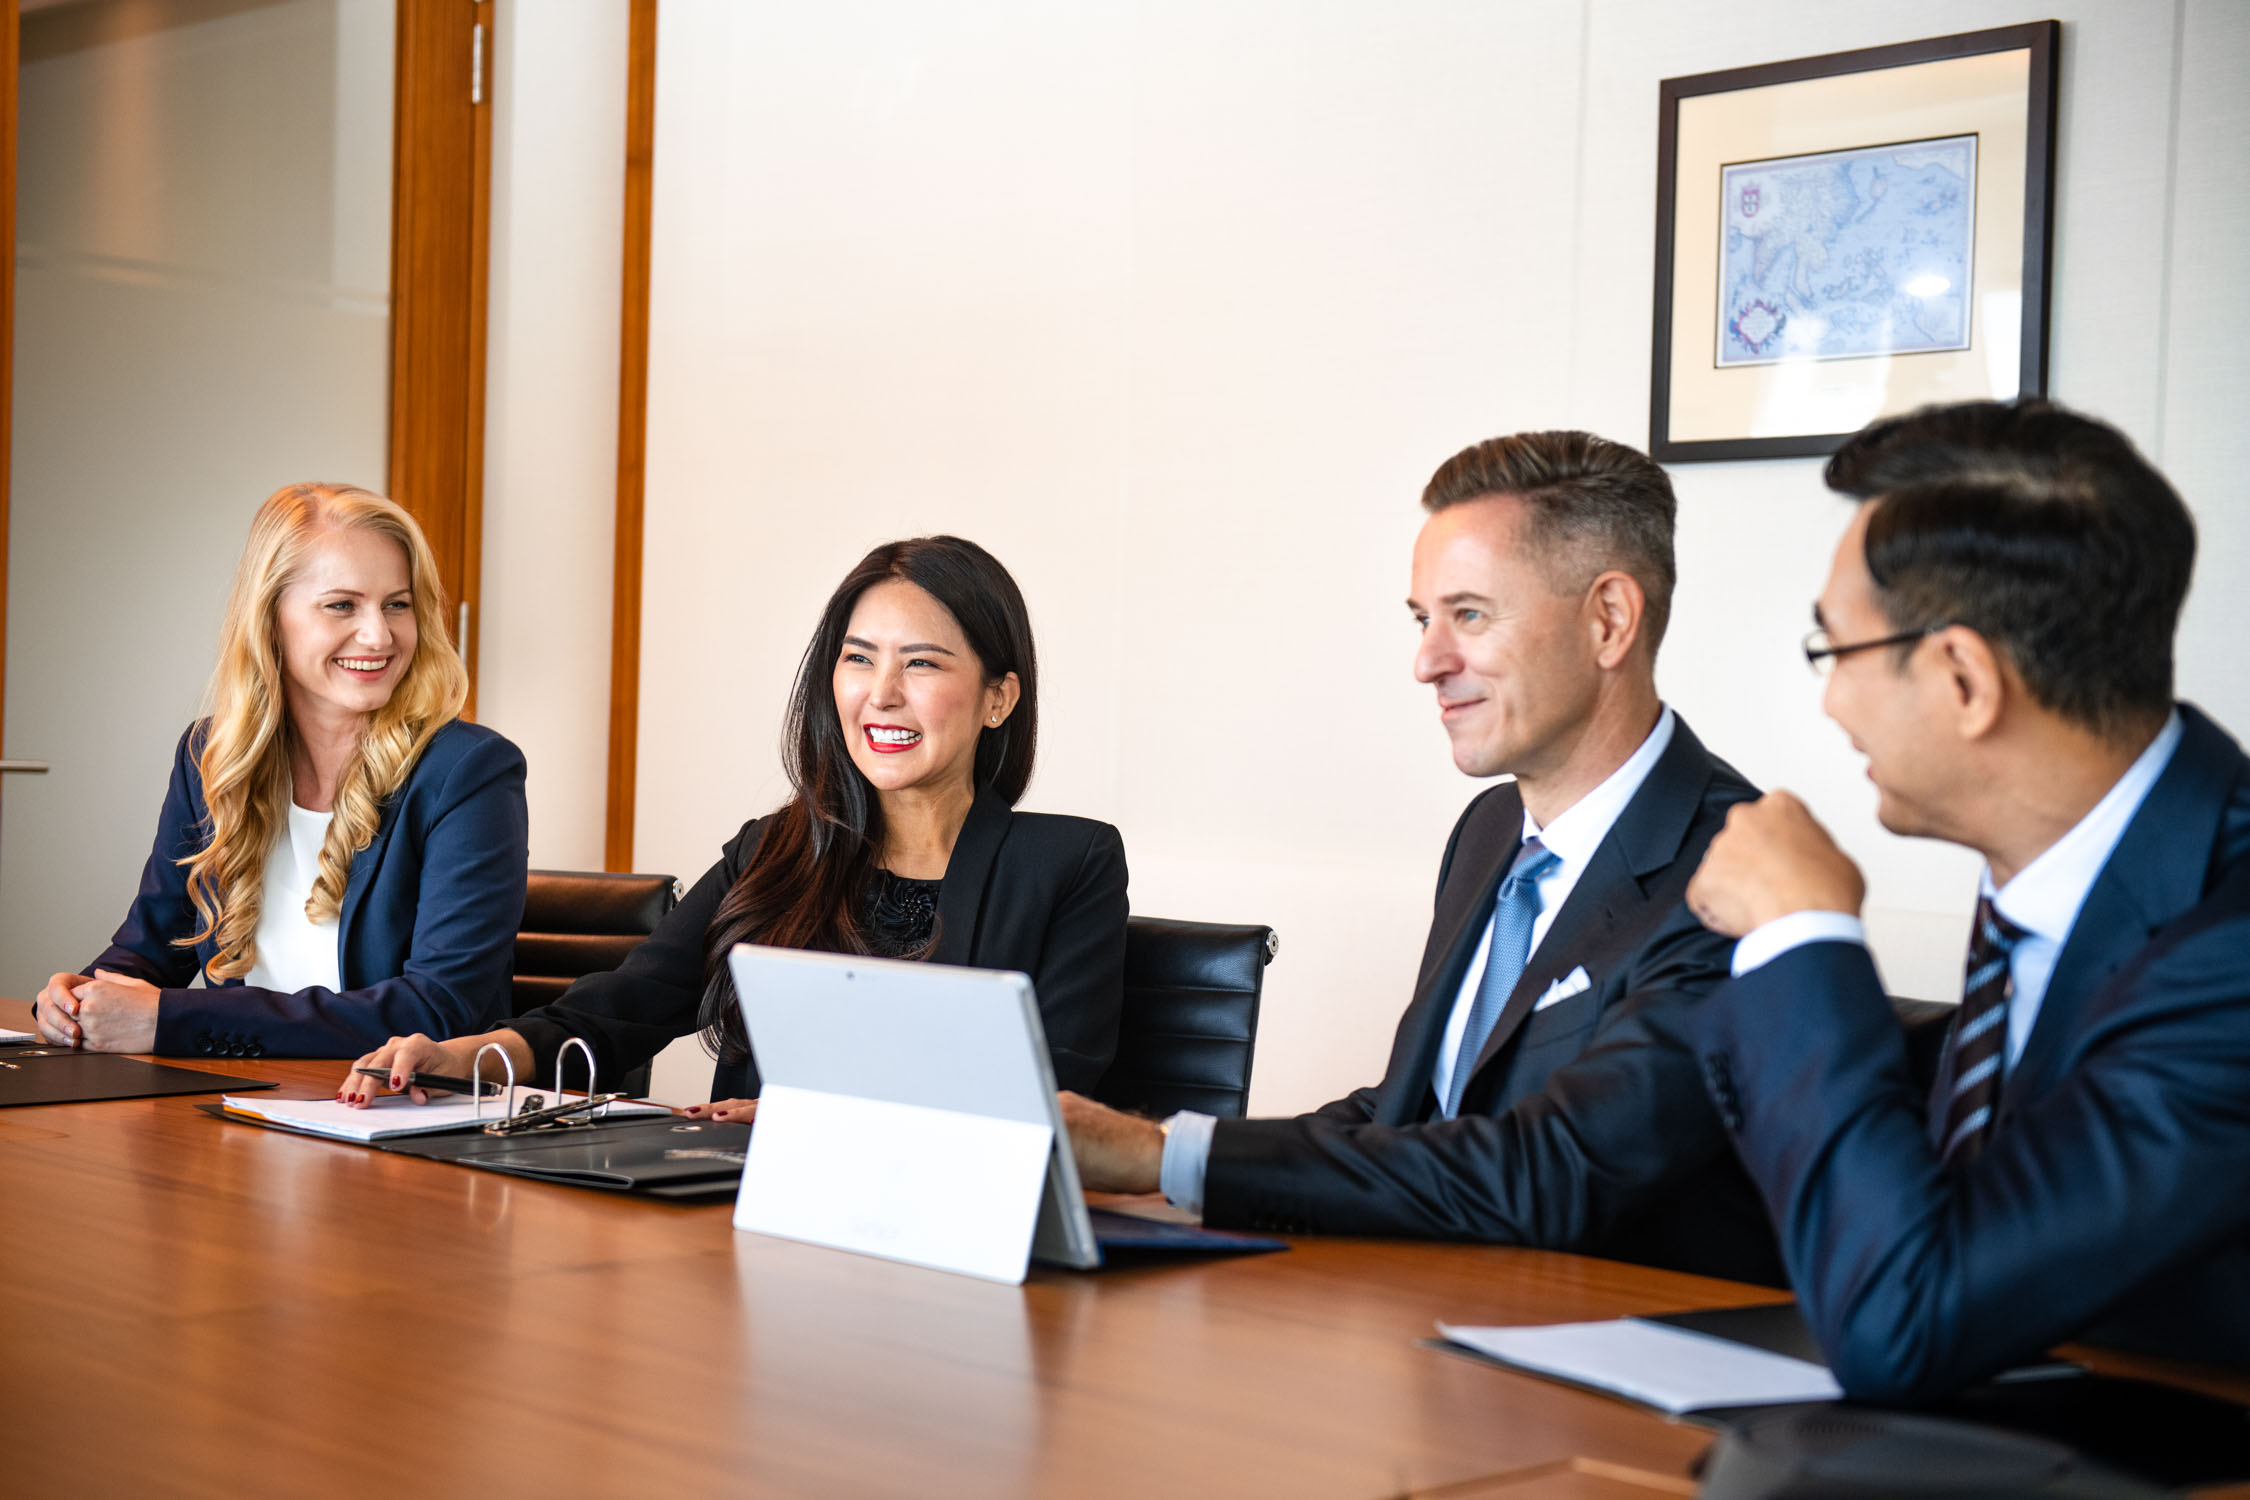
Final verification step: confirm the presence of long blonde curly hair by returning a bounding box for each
[180,482,468,979]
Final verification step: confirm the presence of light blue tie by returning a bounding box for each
[1442,839,1560,1119]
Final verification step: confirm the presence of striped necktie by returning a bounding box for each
[1939,895,2025,1166]
[1442,839,1560,1119]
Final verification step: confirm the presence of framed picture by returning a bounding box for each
[1650,22,2060,463]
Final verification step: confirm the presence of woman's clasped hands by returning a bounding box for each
[33,970,161,1052]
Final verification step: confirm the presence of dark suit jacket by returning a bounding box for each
[506,786,1128,1101]
[94,719,529,1058]
[1203,715,1786,1285]
[1695,703,2250,1400]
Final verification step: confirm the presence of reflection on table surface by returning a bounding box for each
[1,1006,2244,1500]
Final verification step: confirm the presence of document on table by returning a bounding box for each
[222,1090,668,1142]
[1435,1317,1844,1415]
[0,1027,37,1043]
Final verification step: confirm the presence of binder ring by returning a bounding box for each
[471,1040,519,1121]
[555,1036,608,1119]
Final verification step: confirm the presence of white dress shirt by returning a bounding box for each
[1159,707,1679,1215]
[243,803,344,994]
[1729,711,2183,1071]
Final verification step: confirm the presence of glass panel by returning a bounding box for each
[3,0,396,998]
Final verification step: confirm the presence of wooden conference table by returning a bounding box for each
[4,1003,2247,1500]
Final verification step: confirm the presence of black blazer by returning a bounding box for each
[95,719,528,1057]
[506,787,1128,1101]
[1696,703,2250,1399]
[1203,715,1785,1285]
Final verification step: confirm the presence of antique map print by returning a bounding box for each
[1717,134,1977,367]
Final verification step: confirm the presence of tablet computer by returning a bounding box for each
[728,943,1281,1272]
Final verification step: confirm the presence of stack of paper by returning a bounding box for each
[1436,1318,1844,1414]
[1,1026,38,1044]
[222,1090,667,1143]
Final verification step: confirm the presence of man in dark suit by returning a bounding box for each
[1064,430,1784,1284]
[1686,398,2250,1399]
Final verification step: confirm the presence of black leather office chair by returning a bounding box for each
[514,869,679,1097]
[513,869,678,1015]
[1889,995,1957,1092]
[1093,916,1278,1121]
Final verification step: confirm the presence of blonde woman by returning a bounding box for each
[31,482,528,1058]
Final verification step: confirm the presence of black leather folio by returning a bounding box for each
[0,1048,275,1107]
[382,1117,749,1198]
[1658,1302,2250,1490]
[196,1103,748,1200]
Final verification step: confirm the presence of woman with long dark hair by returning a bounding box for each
[340,536,1125,1111]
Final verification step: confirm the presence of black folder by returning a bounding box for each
[0,1047,275,1107]
[200,1102,746,1199]
[1654,1302,2250,1490]
[381,1115,751,1195]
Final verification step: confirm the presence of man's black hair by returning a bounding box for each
[1825,398,2195,737]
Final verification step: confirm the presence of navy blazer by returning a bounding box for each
[92,719,529,1058]
[505,785,1128,1101]
[1202,715,1786,1286]
[1695,703,2250,1400]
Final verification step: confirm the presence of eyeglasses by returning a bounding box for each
[1801,623,1946,676]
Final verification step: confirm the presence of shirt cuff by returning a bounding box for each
[1158,1109,1217,1218]
[1730,910,1867,976]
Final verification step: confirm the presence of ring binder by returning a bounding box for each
[481,1091,636,1135]
[554,1037,612,1121]
[470,1040,520,1122]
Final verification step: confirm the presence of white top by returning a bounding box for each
[243,803,344,994]
[1427,706,1678,1116]
[1730,710,2183,1069]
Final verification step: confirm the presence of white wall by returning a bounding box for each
[613,0,2248,1114]
[474,0,630,872]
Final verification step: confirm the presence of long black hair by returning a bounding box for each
[697,535,1039,1060]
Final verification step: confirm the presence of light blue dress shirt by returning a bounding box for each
[1729,711,2183,1071]
[1158,708,1679,1217]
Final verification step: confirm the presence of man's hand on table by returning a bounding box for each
[1058,1091,1164,1195]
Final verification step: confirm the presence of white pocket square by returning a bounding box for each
[1534,966,1592,1011]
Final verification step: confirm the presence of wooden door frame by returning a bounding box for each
[1,0,16,758]
[0,0,494,746]
[390,0,496,713]
[606,0,656,871]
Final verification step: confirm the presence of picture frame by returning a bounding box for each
[1649,22,2060,463]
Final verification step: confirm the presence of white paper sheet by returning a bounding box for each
[1436,1318,1844,1414]
[222,1090,666,1142]
[0,1027,38,1043]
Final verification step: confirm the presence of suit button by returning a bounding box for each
[197,1036,216,1056]
[245,1042,265,1059]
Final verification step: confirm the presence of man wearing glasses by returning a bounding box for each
[1687,398,2250,1399]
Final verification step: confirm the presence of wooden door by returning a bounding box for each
[391,0,495,709]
